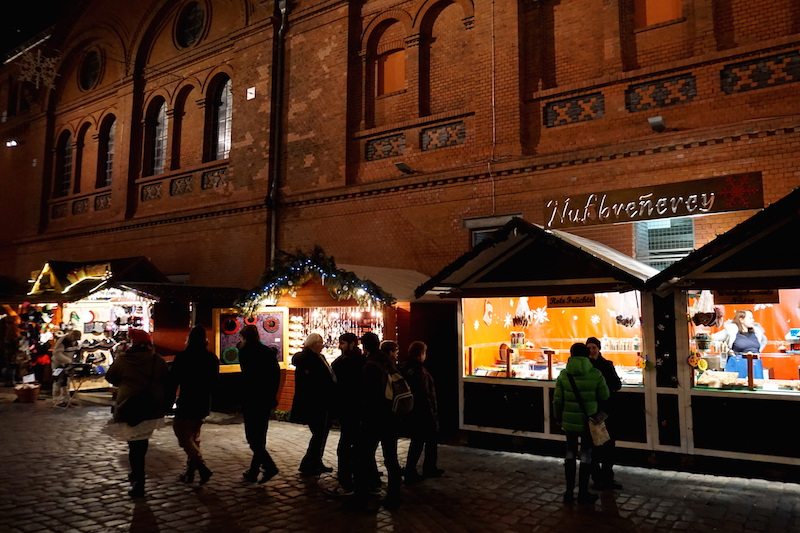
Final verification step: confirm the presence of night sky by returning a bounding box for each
[1,1,81,59]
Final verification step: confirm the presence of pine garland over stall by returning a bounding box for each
[237,247,396,316]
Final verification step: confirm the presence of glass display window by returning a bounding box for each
[687,289,800,394]
[462,291,645,386]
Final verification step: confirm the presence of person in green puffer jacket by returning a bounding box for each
[553,342,610,505]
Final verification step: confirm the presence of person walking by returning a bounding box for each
[51,330,81,407]
[170,325,220,485]
[553,342,609,505]
[105,329,170,498]
[331,332,363,494]
[291,333,336,475]
[238,324,281,484]
[399,341,443,484]
[586,336,623,490]
[353,334,403,510]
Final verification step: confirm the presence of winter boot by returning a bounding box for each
[178,460,196,483]
[197,461,213,485]
[563,459,576,503]
[577,462,598,504]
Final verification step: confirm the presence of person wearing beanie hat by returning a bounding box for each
[585,337,622,491]
[553,342,609,505]
[105,328,169,498]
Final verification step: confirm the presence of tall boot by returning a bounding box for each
[577,462,598,504]
[563,459,576,503]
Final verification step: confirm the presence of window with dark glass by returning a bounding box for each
[176,2,205,48]
[210,78,232,160]
[144,101,168,177]
[79,50,102,91]
[54,132,72,197]
[97,117,116,187]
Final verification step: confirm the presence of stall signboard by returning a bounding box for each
[713,289,780,305]
[547,294,596,307]
[544,172,763,229]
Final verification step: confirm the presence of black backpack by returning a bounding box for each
[385,368,414,416]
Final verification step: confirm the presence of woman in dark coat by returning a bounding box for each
[399,341,443,484]
[105,329,169,498]
[291,332,336,475]
[171,325,220,484]
[238,324,281,484]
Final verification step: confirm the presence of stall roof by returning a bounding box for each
[338,264,431,302]
[647,187,800,294]
[114,282,247,305]
[415,217,658,299]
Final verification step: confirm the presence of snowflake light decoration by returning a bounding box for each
[532,307,549,325]
[503,313,512,329]
[473,320,480,331]
[753,304,773,311]
[591,314,601,325]
[18,49,59,90]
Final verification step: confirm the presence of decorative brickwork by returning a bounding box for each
[543,93,604,127]
[170,175,193,196]
[201,167,228,190]
[721,51,800,94]
[625,74,697,112]
[94,194,111,211]
[72,198,89,215]
[421,121,467,151]
[365,134,406,161]
[51,203,67,219]
[141,183,162,202]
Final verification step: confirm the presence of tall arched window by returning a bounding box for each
[377,49,405,96]
[144,99,168,176]
[210,77,232,160]
[97,116,116,187]
[54,131,73,197]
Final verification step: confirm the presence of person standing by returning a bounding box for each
[586,336,622,490]
[353,334,403,510]
[105,329,169,498]
[331,332,364,495]
[238,324,281,484]
[51,330,81,407]
[291,332,337,475]
[553,342,609,505]
[170,325,220,485]
[399,341,443,484]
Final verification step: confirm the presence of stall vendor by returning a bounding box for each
[713,310,768,379]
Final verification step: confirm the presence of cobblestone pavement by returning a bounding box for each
[1,396,799,533]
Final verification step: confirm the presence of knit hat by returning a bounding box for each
[128,329,152,346]
[585,336,601,350]
[569,342,589,358]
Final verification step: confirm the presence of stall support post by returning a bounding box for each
[506,350,512,378]
[467,347,473,376]
[546,351,554,381]
[744,353,758,390]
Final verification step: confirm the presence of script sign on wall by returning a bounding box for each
[544,172,763,229]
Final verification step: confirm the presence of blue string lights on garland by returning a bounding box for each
[237,246,396,315]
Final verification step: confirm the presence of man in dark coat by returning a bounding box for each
[239,325,281,484]
[331,332,363,494]
[170,325,220,484]
[291,332,336,475]
[586,336,623,490]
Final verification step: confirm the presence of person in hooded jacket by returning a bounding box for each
[238,324,281,484]
[170,325,220,485]
[292,332,336,475]
[105,329,169,498]
[553,342,609,505]
[331,332,363,494]
[399,341,443,484]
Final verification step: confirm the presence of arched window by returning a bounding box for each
[209,77,232,160]
[97,116,116,187]
[144,99,168,176]
[54,131,73,197]
[377,49,405,96]
[634,0,682,29]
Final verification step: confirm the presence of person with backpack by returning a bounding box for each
[352,334,403,510]
[399,341,443,484]
[552,342,610,505]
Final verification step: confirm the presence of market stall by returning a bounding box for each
[648,187,800,465]
[416,218,659,448]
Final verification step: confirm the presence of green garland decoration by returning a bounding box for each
[237,246,396,315]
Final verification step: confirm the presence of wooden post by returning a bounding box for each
[467,347,473,376]
[545,349,555,381]
[744,352,758,390]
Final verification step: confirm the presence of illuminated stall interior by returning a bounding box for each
[650,187,800,393]
[418,217,657,386]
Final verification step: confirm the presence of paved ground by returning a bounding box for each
[1,392,799,533]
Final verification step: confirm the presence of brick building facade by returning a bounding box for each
[1,0,798,295]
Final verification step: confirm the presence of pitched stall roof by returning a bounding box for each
[415,217,658,299]
[338,264,431,302]
[647,187,800,294]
